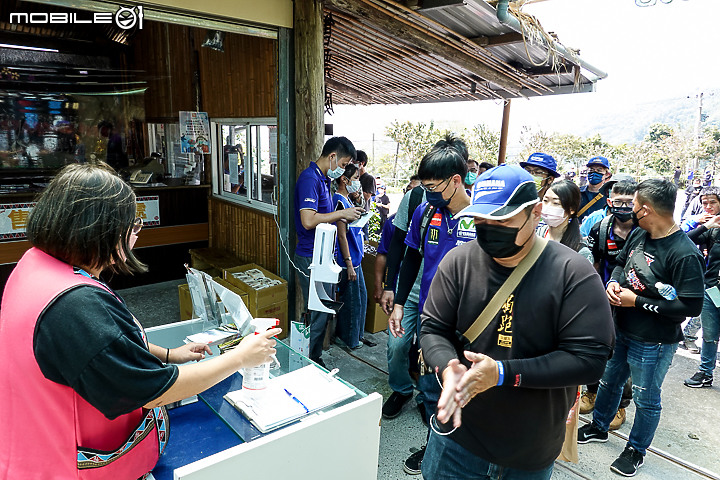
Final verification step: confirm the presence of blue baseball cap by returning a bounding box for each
[456,164,539,220]
[520,152,560,178]
[587,156,610,169]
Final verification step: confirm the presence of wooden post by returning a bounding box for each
[294,0,325,176]
[498,99,511,165]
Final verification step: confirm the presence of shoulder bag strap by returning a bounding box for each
[577,192,604,218]
[598,215,612,257]
[417,204,437,257]
[463,237,549,344]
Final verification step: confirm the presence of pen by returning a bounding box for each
[284,388,309,413]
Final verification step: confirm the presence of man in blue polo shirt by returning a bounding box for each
[388,134,474,474]
[578,156,613,223]
[294,136,365,367]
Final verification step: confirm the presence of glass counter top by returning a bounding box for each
[145,319,366,442]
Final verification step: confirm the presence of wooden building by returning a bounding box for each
[0,0,603,317]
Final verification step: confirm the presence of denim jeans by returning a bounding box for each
[418,312,442,422]
[422,431,553,480]
[592,330,678,455]
[699,290,720,375]
[387,298,420,396]
[335,264,367,349]
[683,315,702,340]
[294,254,332,361]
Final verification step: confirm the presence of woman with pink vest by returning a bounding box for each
[0,162,280,479]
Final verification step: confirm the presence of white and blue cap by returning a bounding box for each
[520,152,560,178]
[455,164,539,220]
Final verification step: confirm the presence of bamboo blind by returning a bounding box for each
[208,197,278,274]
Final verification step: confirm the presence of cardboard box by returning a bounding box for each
[255,300,289,340]
[189,248,244,278]
[178,278,287,339]
[223,263,288,312]
[360,243,388,333]
[365,302,389,334]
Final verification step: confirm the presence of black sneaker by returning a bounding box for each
[577,423,609,444]
[311,357,326,369]
[403,446,426,475]
[610,446,644,477]
[684,371,713,388]
[382,391,413,419]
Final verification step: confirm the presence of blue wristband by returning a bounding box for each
[496,361,504,386]
[605,279,619,289]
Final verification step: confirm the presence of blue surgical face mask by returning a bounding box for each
[347,180,361,193]
[327,156,345,180]
[464,172,477,186]
[426,182,457,209]
[588,171,604,185]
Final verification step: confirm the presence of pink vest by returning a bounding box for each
[0,248,167,480]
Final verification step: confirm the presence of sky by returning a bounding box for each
[326,0,720,160]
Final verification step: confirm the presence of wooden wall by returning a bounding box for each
[198,31,278,118]
[208,197,278,274]
[132,22,278,120]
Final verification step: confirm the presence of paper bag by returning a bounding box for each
[558,386,580,463]
[290,320,310,357]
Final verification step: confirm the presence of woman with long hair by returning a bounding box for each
[537,179,593,263]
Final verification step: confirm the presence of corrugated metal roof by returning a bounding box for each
[325,0,604,105]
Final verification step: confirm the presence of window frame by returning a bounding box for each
[210,117,278,215]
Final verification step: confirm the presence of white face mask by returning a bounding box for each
[327,155,345,180]
[541,204,568,228]
[346,180,361,193]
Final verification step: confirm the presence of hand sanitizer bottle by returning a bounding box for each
[241,318,280,404]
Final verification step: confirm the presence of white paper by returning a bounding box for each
[349,211,372,229]
[224,365,356,432]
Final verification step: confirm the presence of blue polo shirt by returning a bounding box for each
[405,202,477,311]
[294,162,333,257]
[579,186,607,223]
[333,193,364,268]
[377,214,396,255]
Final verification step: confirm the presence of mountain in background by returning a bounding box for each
[572,90,720,145]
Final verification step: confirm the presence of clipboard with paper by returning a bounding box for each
[224,364,356,433]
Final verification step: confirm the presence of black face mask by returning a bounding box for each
[630,208,646,228]
[611,206,633,223]
[475,212,532,259]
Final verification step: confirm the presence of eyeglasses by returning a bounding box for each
[611,200,634,208]
[421,177,452,193]
[132,217,143,235]
[524,167,549,177]
[588,168,606,174]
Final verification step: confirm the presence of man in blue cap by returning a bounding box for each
[520,152,561,199]
[578,156,612,223]
[419,164,614,480]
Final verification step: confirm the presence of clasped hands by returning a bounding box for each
[435,351,499,429]
[605,281,637,307]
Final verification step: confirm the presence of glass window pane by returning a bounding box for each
[249,125,277,205]
[221,125,247,195]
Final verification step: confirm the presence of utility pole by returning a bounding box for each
[372,133,375,163]
[694,92,704,175]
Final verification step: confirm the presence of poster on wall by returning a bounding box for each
[136,196,160,227]
[179,111,211,154]
[0,202,36,240]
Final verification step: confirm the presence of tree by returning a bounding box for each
[385,120,442,181]
[465,123,500,165]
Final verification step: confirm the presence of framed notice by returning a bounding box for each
[0,202,36,240]
[179,111,211,154]
[136,196,160,226]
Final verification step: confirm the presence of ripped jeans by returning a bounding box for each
[591,329,677,455]
[699,290,720,376]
